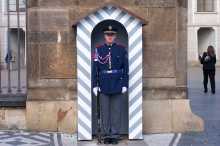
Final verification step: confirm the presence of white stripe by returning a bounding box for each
[39,133,51,137]
[78,83,91,102]
[129,69,142,87]
[78,123,91,140]
[77,27,90,44]
[111,8,122,19]
[129,43,142,60]
[98,9,110,19]
[173,133,182,146]
[129,83,142,102]
[129,27,142,46]
[77,41,91,61]
[78,69,91,87]
[129,110,142,128]
[77,55,91,71]
[129,97,142,114]
[89,14,100,25]
[78,110,91,128]
[32,135,50,142]
[129,55,142,73]
[81,19,93,33]
[129,124,142,139]
[78,97,91,115]
[127,19,139,33]
[119,14,130,25]
[53,134,59,146]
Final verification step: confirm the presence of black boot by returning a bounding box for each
[104,137,111,144]
[212,90,215,94]
[204,88,208,93]
[110,138,119,145]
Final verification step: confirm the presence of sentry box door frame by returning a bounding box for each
[74,4,147,140]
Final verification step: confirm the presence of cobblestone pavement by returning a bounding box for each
[0,67,219,146]
[0,131,75,146]
[178,67,220,146]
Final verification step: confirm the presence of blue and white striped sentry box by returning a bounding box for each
[76,4,146,141]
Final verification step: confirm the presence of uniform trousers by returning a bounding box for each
[100,93,122,138]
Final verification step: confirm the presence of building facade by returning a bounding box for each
[0,0,203,138]
[188,0,220,64]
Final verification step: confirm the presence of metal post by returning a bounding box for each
[0,0,5,93]
[7,0,11,93]
[16,0,21,92]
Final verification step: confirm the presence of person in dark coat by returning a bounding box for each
[92,25,128,144]
[5,50,12,64]
[199,45,216,94]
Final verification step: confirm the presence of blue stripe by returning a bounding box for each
[129,117,142,132]
[94,11,104,20]
[129,63,142,78]
[109,6,117,14]
[77,64,90,79]
[130,35,142,50]
[77,35,90,52]
[129,91,142,109]
[78,78,90,94]
[129,50,142,65]
[128,22,141,36]
[78,91,91,108]
[77,49,90,67]
[79,104,91,120]
[129,105,142,121]
[124,16,135,27]
[115,11,126,21]
[78,118,92,134]
[85,16,96,27]
[78,22,91,36]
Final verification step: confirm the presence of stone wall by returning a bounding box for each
[27,0,184,97]
[26,0,203,134]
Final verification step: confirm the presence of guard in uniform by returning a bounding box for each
[92,25,128,144]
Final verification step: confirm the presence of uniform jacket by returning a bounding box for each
[200,52,216,70]
[92,43,128,94]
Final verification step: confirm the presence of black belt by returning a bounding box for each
[101,69,123,74]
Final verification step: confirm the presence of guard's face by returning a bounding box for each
[104,33,116,44]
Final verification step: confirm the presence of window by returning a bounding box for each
[0,0,27,107]
[197,0,215,12]
[9,0,25,12]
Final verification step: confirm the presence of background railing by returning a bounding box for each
[0,0,26,107]
[8,0,26,12]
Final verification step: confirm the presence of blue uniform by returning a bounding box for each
[92,43,128,94]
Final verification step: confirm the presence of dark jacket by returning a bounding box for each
[92,43,128,94]
[200,52,216,70]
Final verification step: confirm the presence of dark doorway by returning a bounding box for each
[91,20,129,135]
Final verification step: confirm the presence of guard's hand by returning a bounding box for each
[122,87,127,94]
[93,87,100,96]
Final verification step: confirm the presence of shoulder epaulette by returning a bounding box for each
[117,43,126,48]
[96,44,104,49]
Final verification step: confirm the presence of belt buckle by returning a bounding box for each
[107,70,112,73]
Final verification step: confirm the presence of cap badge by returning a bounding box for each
[108,25,112,30]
